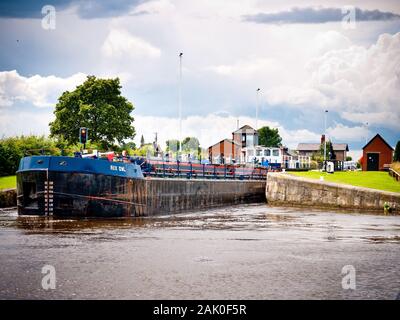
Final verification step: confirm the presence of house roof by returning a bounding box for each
[297,143,320,151]
[297,143,349,152]
[332,143,349,151]
[208,138,241,149]
[233,125,257,134]
[362,133,394,150]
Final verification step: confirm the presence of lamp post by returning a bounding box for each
[323,110,328,169]
[364,122,369,144]
[256,88,261,131]
[178,52,183,159]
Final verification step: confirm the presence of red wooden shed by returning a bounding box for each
[362,134,394,171]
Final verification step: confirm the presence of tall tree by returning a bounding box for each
[257,126,282,147]
[140,135,145,148]
[181,137,200,152]
[49,76,135,149]
[166,139,180,152]
[394,140,400,162]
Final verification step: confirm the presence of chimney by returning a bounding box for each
[321,134,325,144]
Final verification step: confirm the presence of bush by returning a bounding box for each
[309,160,319,170]
[0,135,62,176]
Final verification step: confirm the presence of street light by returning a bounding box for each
[323,110,328,169]
[178,52,183,159]
[256,88,261,131]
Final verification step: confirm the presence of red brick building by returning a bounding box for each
[208,138,241,164]
[362,134,394,171]
[208,125,259,164]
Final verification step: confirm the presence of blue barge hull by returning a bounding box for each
[17,156,143,217]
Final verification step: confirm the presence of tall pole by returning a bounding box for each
[256,88,260,131]
[178,52,183,157]
[324,110,328,166]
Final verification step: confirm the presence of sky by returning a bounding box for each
[0,0,399,160]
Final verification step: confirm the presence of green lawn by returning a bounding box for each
[0,175,16,190]
[289,171,400,193]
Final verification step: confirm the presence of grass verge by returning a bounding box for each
[289,171,400,193]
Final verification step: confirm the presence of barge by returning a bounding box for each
[17,155,267,217]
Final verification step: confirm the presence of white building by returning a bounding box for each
[242,146,282,165]
[242,146,311,169]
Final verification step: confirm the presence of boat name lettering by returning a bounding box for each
[110,165,126,172]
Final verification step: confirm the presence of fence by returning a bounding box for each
[140,160,267,180]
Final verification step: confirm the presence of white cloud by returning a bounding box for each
[264,32,400,129]
[0,70,87,108]
[313,30,352,55]
[207,58,279,78]
[101,28,161,60]
[326,123,369,142]
[0,111,53,137]
[131,0,175,15]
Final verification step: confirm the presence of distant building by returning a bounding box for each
[242,146,282,165]
[208,125,258,164]
[209,124,312,168]
[297,135,349,161]
[362,134,394,171]
[232,125,259,149]
[208,138,241,164]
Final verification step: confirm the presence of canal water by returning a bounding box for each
[0,204,399,300]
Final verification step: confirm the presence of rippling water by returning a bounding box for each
[0,204,399,299]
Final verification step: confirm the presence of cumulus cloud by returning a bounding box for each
[265,32,400,130]
[0,111,53,137]
[326,123,369,142]
[207,58,279,78]
[0,70,87,108]
[243,7,400,24]
[102,28,161,60]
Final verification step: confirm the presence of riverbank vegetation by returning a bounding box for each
[289,171,400,193]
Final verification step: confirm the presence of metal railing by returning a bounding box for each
[140,160,267,180]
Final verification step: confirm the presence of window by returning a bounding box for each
[256,150,262,156]
[242,134,246,142]
[246,135,254,147]
[273,150,279,157]
[264,149,271,156]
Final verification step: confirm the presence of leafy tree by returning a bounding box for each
[49,75,135,149]
[312,140,333,163]
[166,139,180,152]
[394,141,400,162]
[181,137,200,152]
[258,126,282,147]
[346,156,352,161]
